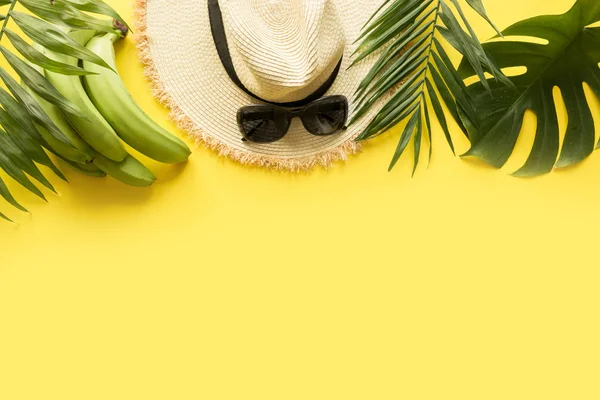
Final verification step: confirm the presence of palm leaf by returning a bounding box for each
[458,0,600,176]
[0,46,85,117]
[0,0,128,220]
[0,106,65,181]
[9,11,113,70]
[0,175,27,212]
[18,0,118,34]
[4,29,92,75]
[0,67,71,145]
[0,129,49,200]
[351,0,508,173]
[66,0,131,33]
[463,0,501,36]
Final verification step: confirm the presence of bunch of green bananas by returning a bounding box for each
[25,27,191,187]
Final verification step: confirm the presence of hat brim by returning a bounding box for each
[134,0,385,171]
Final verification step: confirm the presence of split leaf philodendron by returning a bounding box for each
[458,0,600,176]
[0,0,191,222]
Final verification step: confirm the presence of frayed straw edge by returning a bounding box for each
[133,0,362,172]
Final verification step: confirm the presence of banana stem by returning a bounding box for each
[0,0,18,42]
[106,32,121,45]
[112,19,128,37]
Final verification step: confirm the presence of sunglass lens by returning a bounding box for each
[238,107,290,143]
[301,96,348,136]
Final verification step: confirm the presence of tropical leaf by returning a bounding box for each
[0,67,71,145]
[0,175,27,212]
[4,29,92,75]
[9,11,112,70]
[66,0,131,33]
[459,0,600,176]
[0,130,49,200]
[351,0,508,173]
[0,120,58,192]
[0,0,127,220]
[0,47,84,117]
[464,0,501,35]
[0,106,66,181]
[0,86,43,143]
[17,0,117,34]
[0,211,12,222]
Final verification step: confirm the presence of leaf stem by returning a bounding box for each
[419,0,443,98]
[0,0,18,41]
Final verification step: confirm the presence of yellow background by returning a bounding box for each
[1,1,599,399]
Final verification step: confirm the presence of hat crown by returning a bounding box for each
[220,0,345,103]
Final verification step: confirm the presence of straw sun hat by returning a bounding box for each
[135,0,385,171]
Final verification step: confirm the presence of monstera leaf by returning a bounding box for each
[459,0,600,176]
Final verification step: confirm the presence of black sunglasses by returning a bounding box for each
[237,95,349,144]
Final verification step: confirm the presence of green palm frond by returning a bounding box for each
[352,0,510,173]
[0,0,127,221]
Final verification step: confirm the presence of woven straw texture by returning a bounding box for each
[135,0,384,171]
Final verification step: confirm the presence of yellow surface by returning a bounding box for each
[1,1,599,399]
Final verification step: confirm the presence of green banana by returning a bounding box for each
[83,33,191,164]
[93,153,156,187]
[30,94,94,164]
[60,157,107,178]
[21,63,93,164]
[44,30,127,162]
